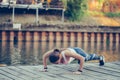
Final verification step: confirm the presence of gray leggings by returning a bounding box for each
[72,47,100,64]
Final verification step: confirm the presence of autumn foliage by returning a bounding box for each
[88,0,120,12]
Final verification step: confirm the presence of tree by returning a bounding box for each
[102,0,120,12]
[65,0,87,21]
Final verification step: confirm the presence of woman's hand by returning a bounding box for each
[73,71,81,75]
[42,67,48,72]
[73,69,82,75]
[42,69,48,72]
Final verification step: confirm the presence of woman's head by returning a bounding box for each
[49,49,61,64]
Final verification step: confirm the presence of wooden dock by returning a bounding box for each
[0,62,120,80]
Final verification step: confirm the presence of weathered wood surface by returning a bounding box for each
[0,62,120,80]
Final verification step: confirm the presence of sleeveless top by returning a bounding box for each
[61,48,75,64]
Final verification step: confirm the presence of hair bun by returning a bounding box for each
[54,49,60,52]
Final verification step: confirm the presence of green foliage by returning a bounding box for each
[64,0,87,21]
[61,0,67,9]
[105,12,120,17]
[98,0,104,3]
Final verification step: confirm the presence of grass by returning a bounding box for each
[86,11,104,16]
[105,12,120,17]
[87,10,120,18]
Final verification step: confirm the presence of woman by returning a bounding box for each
[42,47,105,74]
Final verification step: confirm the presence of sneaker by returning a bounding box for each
[99,56,105,66]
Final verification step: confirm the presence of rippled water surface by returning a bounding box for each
[0,41,120,66]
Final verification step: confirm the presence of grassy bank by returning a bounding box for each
[0,8,120,26]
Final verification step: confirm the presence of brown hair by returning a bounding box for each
[49,49,60,63]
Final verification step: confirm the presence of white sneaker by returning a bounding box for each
[99,56,105,66]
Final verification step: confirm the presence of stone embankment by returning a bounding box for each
[0,23,120,33]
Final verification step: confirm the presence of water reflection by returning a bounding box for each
[0,41,120,66]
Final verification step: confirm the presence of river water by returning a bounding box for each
[0,41,120,66]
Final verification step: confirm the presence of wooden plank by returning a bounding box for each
[100,65,120,73]
[83,63,120,79]
[14,66,50,80]
[113,62,120,65]
[0,73,13,80]
[55,64,114,80]
[88,63,120,73]
[52,63,118,80]
[29,65,72,80]
[0,69,23,80]
[26,65,101,80]
[8,66,40,79]
[60,74,93,80]
[53,63,119,80]
[49,64,103,80]
[0,62,120,80]
[85,62,120,72]
[84,65,120,78]
[0,67,31,80]
[17,66,57,80]
[43,65,93,80]
[83,68,118,80]
[16,66,50,80]
[104,63,120,70]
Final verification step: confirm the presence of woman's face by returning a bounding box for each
[53,54,62,64]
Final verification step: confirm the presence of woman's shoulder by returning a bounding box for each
[59,48,67,51]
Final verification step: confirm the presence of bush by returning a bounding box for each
[64,0,87,21]
[105,12,120,17]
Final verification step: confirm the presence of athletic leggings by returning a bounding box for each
[72,47,100,64]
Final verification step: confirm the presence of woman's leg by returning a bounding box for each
[73,47,105,66]
[86,54,105,66]
[86,54,100,61]
[73,47,88,64]
[73,47,88,58]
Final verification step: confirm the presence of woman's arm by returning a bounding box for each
[64,50,85,71]
[42,50,54,70]
[71,53,85,71]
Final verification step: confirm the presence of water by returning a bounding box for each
[0,41,120,66]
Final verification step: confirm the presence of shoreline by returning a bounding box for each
[0,23,120,33]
